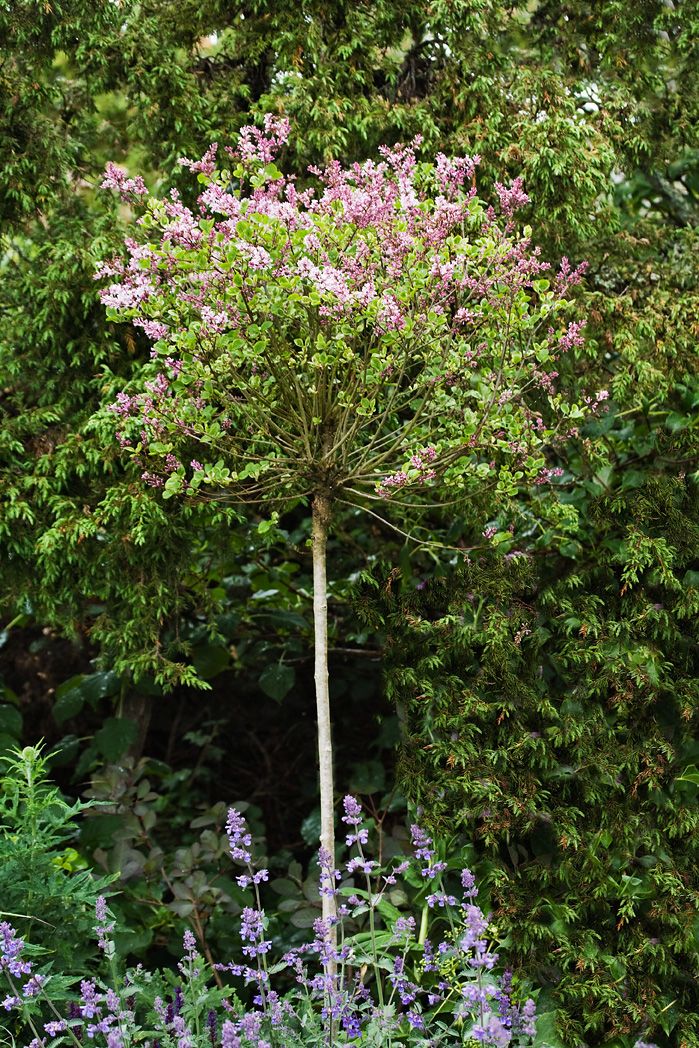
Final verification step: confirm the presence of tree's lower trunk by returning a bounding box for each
[118,691,153,761]
[311,491,336,932]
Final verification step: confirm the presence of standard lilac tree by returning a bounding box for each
[98,115,587,925]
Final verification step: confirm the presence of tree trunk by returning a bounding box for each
[311,490,336,930]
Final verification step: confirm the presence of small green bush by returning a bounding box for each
[0,745,113,976]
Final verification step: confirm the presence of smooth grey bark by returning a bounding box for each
[311,490,337,929]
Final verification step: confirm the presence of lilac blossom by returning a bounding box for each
[101,162,148,201]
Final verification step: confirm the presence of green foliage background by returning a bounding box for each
[1,1,698,1045]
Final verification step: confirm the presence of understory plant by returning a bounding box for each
[97,116,590,905]
[2,796,539,1047]
[0,745,113,977]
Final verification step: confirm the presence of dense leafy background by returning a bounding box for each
[1,2,698,1045]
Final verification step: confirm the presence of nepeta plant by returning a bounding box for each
[98,116,589,911]
[2,797,541,1047]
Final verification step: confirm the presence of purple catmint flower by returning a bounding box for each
[461,981,489,1011]
[220,1020,241,1048]
[0,923,32,978]
[95,896,115,952]
[422,939,438,972]
[86,1018,113,1038]
[345,826,369,847]
[518,997,537,1037]
[22,973,46,997]
[238,1011,264,1041]
[342,796,369,847]
[317,847,341,898]
[422,860,447,879]
[239,907,264,942]
[473,1012,511,1047]
[383,858,410,886]
[226,809,252,864]
[44,1021,68,1036]
[461,868,478,898]
[388,957,420,1006]
[183,929,197,958]
[411,824,433,860]
[342,795,363,824]
[394,915,416,937]
[172,1015,194,1047]
[461,904,489,949]
[207,1009,217,1046]
[342,1011,361,1039]
[427,891,457,908]
[406,1010,425,1030]
[346,856,376,876]
[79,980,102,1019]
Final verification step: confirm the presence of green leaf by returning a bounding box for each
[53,671,121,725]
[0,733,19,755]
[258,663,295,702]
[53,680,87,725]
[289,907,319,928]
[192,642,230,679]
[80,671,120,705]
[532,1010,566,1048]
[300,808,321,845]
[348,759,386,794]
[93,718,138,761]
[0,705,22,738]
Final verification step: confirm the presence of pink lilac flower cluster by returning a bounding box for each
[585,388,610,413]
[534,466,565,485]
[377,446,437,498]
[96,117,593,527]
[100,162,148,202]
[97,120,565,355]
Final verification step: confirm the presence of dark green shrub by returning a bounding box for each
[366,475,699,1046]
